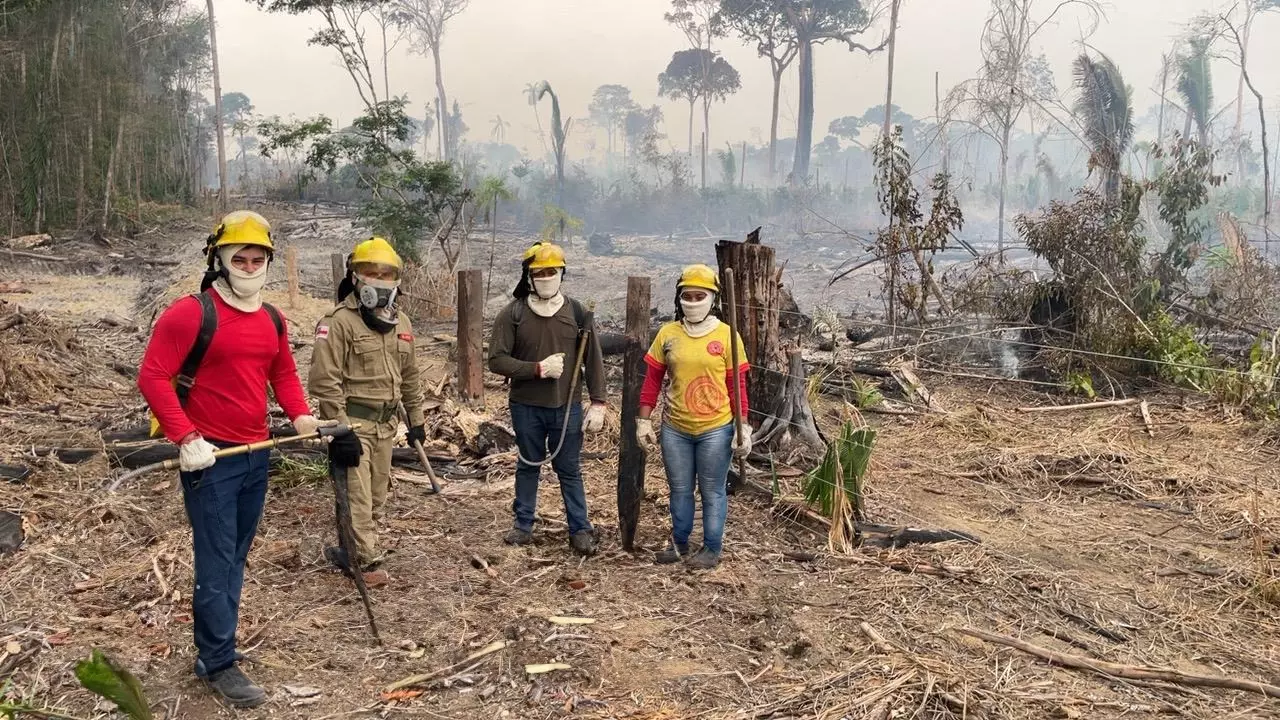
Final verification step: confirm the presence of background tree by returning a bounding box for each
[223,92,255,188]
[658,49,740,160]
[208,0,228,211]
[389,0,470,161]
[523,81,551,159]
[1071,51,1133,203]
[624,105,664,167]
[531,81,571,211]
[947,0,1101,254]
[780,0,886,184]
[1176,33,1213,149]
[829,104,920,148]
[0,1,211,234]
[715,0,799,181]
[476,175,514,298]
[490,114,510,144]
[665,0,723,150]
[588,84,639,166]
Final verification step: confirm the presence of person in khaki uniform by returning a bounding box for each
[308,237,426,586]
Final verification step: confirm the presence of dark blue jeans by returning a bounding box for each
[510,402,591,535]
[660,422,733,554]
[179,448,270,677]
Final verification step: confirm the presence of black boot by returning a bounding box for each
[206,665,266,708]
[569,530,597,557]
[324,545,350,571]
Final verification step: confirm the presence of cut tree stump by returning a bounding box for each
[717,231,824,454]
[618,276,650,550]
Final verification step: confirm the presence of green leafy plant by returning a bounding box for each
[803,421,876,552]
[849,378,884,409]
[539,205,583,244]
[75,650,152,719]
[1065,371,1096,399]
[1140,310,1213,391]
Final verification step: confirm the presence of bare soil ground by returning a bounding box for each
[2,205,1279,719]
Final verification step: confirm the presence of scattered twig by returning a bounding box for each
[1139,400,1154,435]
[958,626,1280,698]
[383,640,507,692]
[1016,398,1139,413]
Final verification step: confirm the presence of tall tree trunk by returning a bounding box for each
[101,115,125,234]
[1156,57,1169,146]
[687,99,694,160]
[769,64,782,182]
[997,124,1010,257]
[881,0,900,137]
[791,40,814,185]
[380,6,391,105]
[436,97,444,159]
[432,43,449,160]
[207,0,228,213]
[702,95,711,156]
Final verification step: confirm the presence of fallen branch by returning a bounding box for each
[2,248,67,262]
[0,314,23,332]
[1016,398,1139,413]
[1139,400,1154,436]
[383,640,506,692]
[958,626,1280,698]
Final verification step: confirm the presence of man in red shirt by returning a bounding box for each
[137,210,345,707]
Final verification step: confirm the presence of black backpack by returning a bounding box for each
[148,292,284,437]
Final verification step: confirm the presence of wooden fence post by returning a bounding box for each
[286,245,300,309]
[617,276,651,551]
[457,268,484,403]
[330,252,345,303]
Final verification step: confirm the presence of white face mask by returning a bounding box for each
[680,295,713,324]
[218,245,268,299]
[532,272,562,300]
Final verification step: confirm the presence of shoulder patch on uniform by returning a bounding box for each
[315,325,330,340]
[397,332,413,343]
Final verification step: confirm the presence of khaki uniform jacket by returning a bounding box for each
[309,296,426,438]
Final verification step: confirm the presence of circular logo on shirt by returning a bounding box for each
[684,376,728,418]
[706,340,725,356]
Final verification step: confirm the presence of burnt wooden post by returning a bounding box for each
[715,233,783,427]
[457,269,484,403]
[617,275,650,551]
[285,246,300,309]
[330,252,345,303]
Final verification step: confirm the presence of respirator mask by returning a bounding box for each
[357,277,399,310]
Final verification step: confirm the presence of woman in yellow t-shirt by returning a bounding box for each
[636,264,751,570]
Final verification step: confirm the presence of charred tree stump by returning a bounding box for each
[457,269,484,403]
[617,276,650,551]
[330,253,345,303]
[716,233,824,453]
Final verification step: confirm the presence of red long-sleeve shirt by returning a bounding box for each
[138,290,310,444]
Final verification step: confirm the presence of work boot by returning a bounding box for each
[205,665,266,708]
[569,530,597,557]
[654,542,690,565]
[503,528,534,546]
[686,548,721,570]
[326,546,387,586]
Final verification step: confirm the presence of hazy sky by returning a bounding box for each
[216,0,1280,158]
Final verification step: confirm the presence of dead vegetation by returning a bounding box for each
[2,211,1280,719]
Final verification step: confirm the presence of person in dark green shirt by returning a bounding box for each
[488,242,607,556]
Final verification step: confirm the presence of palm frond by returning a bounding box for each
[1071,51,1133,200]
[1176,36,1213,143]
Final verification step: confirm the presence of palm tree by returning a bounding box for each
[524,82,550,157]
[476,175,515,299]
[490,114,510,144]
[1072,51,1134,203]
[531,81,571,212]
[1177,35,1213,148]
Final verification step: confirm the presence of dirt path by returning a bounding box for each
[1,207,1279,719]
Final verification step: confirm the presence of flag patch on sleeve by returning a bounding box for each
[398,332,414,343]
[315,325,330,340]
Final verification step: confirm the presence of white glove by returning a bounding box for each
[584,403,606,433]
[179,436,218,472]
[292,414,338,437]
[537,352,566,379]
[635,417,658,451]
[732,423,753,459]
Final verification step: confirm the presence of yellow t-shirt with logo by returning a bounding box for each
[645,320,748,436]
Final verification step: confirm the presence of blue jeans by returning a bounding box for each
[179,448,270,677]
[510,402,591,535]
[660,422,733,554]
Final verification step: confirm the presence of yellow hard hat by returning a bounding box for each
[677,264,720,293]
[524,242,566,271]
[209,210,273,253]
[351,237,403,269]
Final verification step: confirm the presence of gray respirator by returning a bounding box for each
[357,279,399,310]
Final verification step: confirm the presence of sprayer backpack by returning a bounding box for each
[147,292,284,438]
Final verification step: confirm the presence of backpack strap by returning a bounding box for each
[262,302,285,337]
[511,298,588,333]
[174,293,219,406]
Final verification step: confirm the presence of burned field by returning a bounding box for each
[2,213,1280,719]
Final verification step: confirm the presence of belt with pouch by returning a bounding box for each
[345,401,399,424]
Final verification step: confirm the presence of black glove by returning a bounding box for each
[328,430,363,468]
[407,424,427,448]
